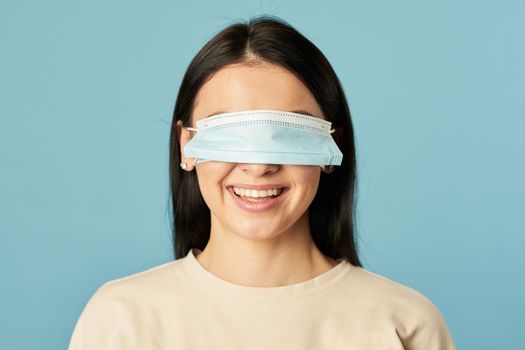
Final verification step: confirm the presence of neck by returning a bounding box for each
[195,212,338,287]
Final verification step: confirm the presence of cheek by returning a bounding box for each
[297,166,321,184]
[304,174,321,201]
[290,166,321,200]
[195,162,233,206]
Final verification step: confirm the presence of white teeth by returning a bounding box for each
[232,187,282,198]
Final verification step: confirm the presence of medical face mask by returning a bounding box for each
[181,109,343,166]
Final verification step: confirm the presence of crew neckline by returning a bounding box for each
[181,248,352,303]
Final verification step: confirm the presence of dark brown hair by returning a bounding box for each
[169,15,361,266]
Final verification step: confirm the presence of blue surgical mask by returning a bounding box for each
[182,109,343,166]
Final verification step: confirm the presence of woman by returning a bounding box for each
[68,15,456,349]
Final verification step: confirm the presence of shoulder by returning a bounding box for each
[344,266,456,349]
[87,258,187,306]
[351,266,442,317]
[68,259,187,349]
[75,258,189,324]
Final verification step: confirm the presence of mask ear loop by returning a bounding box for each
[182,126,199,166]
[319,129,335,170]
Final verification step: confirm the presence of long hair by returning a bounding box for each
[169,15,362,267]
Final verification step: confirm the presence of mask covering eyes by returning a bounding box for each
[181,109,343,166]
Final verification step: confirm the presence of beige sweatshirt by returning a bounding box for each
[68,248,456,349]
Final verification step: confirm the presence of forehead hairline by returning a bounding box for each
[202,109,317,119]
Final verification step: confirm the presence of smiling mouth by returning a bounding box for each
[225,186,290,213]
[227,186,289,200]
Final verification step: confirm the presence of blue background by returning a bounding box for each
[1,1,523,349]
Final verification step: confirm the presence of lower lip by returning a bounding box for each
[227,187,289,213]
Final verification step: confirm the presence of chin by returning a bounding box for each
[232,223,283,241]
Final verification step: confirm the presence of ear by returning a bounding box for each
[176,120,197,171]
[321,166,335,174]
[331,126,343,149]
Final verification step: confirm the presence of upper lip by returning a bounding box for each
[227,183,287,190]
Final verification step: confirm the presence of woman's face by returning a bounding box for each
[179,62,326,241]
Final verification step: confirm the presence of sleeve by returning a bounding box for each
[395,293,456,350]
[67,283,119,350]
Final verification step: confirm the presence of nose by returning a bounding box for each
[238,163,280,177]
